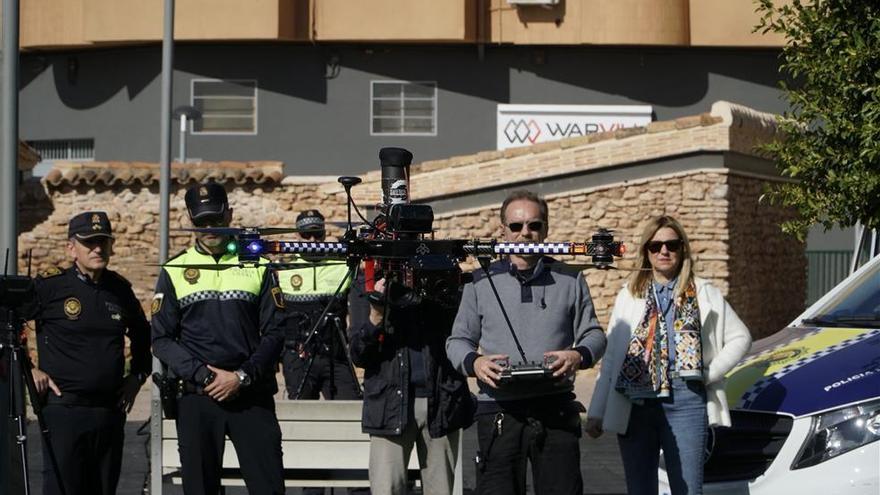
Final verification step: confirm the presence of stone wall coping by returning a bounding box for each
[43,160,285,188]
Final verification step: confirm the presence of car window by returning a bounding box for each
[807,259,880,327]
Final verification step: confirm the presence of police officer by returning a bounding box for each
[278,209,361,402]
[277,209,367,495]
[29,211,151,495]
[151,182,286,495]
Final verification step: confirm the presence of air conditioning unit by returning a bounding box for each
[507,0,560,6]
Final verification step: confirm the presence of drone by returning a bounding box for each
[161,147,630,368]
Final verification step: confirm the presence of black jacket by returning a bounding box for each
[31,266,151,405]
[349,274,475,438]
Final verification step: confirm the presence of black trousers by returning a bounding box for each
[41,404,124,495]
[176,393,284,495]
[474,402,583,495]
[282,349,361,401]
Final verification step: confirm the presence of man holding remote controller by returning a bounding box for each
[446,190,606,495]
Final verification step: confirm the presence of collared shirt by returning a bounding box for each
[652,277,678,366]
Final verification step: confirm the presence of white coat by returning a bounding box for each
[587,277,752,434]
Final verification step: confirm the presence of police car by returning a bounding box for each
[659,249,880,494]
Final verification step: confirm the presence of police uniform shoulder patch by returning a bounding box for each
[63,297,82,320]
[271,287,285,309]
[39,266,63,279]
[151,293,164,315]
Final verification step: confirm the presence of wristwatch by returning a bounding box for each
[234,369,252,387]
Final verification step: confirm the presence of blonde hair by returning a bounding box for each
[628,215,695,300]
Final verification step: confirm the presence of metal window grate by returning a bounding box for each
[191,79,257,134]
[27,138,95,161]
[371,81,437,136]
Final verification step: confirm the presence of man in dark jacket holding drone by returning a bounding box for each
[349,266,475,495]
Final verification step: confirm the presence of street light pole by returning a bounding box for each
[152,1,175,494]
[173,105,202,164]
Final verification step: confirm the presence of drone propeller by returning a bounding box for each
[149,261,349,271]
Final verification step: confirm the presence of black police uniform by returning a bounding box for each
[31,264,151,495]
[150,182,286,495]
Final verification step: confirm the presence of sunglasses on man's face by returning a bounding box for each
[507,221,545,232]
[646,239,683,254]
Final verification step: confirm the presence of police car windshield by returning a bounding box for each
[805,260,880,328]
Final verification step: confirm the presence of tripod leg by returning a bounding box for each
[332,316,363,398]
[7,345,31,495]
[292,352,318,401]
[19,352,68,495]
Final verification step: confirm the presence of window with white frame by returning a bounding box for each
[191,79,257,134]
[371,81,437,135]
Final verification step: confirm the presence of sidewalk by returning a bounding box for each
[23,369,626,495]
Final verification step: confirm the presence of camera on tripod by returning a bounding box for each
[0,274,37,324]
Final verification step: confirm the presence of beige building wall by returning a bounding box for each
[17,0,785,49]
[490,0,690,46]
[315,0,477,42]
[690,0,790,47]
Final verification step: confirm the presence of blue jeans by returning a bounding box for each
[617,379,708,495]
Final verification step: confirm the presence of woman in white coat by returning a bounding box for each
[585,216,751,495]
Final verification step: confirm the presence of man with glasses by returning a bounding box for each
[151,182,286,495]
[28,211,151,495]
[446,190,606,495]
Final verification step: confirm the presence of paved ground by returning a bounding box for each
[21,369,627,495]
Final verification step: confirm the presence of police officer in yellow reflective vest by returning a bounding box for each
[278,210,363,403]
[151,182,286,495]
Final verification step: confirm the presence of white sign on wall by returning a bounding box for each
[496,104,653,150]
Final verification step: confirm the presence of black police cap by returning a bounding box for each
[68,211,114,240]
[184,182,228,221]
[296,209,325,230]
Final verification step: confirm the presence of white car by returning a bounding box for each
[659,254,880,494]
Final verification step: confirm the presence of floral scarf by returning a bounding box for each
[615,280,703,400]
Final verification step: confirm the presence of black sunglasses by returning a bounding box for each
[507,221,545,232]
[300,231,325,240]
[646,239,683,254]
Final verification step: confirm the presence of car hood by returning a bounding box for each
[724,326,880,417]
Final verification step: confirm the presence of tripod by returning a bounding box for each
[292,312,363,401]
[1,312,66,495]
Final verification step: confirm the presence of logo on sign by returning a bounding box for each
[504,119,542,145]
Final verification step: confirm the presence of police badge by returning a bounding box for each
[64,297,82,320]
[184,268,200,284]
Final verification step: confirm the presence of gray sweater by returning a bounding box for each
[446,257,606,402]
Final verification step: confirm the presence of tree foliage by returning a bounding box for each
[755,0,880,239]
